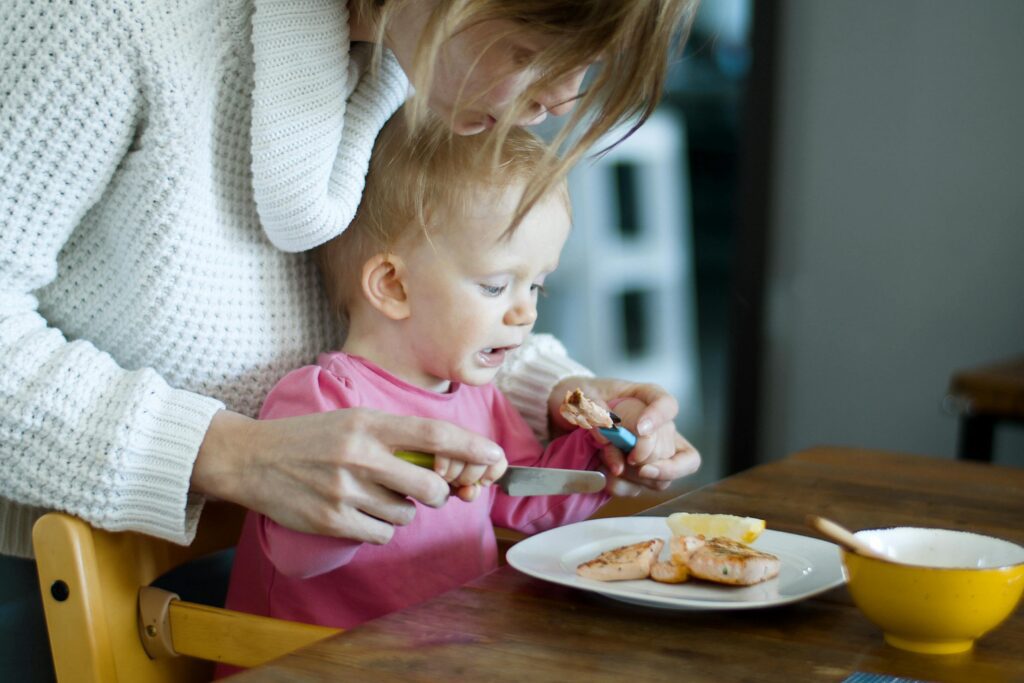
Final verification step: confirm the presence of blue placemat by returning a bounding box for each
[843,674,933,683]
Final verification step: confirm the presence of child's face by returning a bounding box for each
[401,187,570,389]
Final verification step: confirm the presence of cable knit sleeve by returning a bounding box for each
[249,0,408,252]
[0,3,223,557]
[495,333,593,442]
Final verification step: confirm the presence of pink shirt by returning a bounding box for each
[224,352,608,631]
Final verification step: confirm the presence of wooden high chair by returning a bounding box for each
[32,503,341,683]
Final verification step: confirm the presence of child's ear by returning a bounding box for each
[361,253,411,320]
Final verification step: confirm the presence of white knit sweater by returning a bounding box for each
[0,0,589,558]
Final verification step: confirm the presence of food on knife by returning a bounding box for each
[559,388,614,430]
[650,560,689,584]
[576,539,664,581]
[684,537,781,586]
[666,512,766,544]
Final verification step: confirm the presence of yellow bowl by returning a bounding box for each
[842,527,1024,654]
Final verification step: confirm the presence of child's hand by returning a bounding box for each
[432,454,509,502]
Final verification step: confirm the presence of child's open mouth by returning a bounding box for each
[478,345,516,367]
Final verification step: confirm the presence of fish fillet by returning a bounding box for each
[576,539,664,581]
[685,537,781,586]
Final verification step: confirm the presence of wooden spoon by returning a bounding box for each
[806,515,890,561]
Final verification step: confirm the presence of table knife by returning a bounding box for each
[394,450,606,496]
[598,411,638,453]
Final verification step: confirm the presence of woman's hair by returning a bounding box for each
[314,110,566,326]
[350,0,697,228]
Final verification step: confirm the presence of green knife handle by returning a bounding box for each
[394,450,435,468]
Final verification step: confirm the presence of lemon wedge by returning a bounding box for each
[666,512,766,544]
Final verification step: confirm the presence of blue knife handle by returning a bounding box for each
[598,425,637,453]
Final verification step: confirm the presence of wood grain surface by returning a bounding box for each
[230,447,1024,683]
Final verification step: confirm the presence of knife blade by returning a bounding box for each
[394,450,606,496]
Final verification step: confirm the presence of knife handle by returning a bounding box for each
[394,450,435,468]
[598,425,637,453]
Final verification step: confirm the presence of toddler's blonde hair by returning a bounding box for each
[315,110,567,326]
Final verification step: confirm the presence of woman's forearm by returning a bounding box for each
[495,333,593,440]
[191,409,257,504]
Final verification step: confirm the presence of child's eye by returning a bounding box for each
[480,283,507,297]
[531,283,547,297]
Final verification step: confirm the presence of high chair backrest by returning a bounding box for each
[32,504,340,683]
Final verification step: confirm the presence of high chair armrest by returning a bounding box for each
[138,587,341,669]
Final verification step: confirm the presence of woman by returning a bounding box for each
[0,0,699,677]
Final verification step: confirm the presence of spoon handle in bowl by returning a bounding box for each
[806,515,888,560]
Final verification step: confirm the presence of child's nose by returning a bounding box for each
[504,299,537,327]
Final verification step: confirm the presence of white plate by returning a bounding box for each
[506,516,846,610]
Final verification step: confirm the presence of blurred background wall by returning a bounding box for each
[536,0,752,489]
[763,0,1024,467]
[538,0,1024,496]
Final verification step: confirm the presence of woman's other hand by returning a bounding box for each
[191,409,505,544]
[549,376,701,495]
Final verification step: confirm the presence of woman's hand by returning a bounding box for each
[191,409,506,544]
[549,376,701,495]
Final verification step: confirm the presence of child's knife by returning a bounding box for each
[394,450,606,496]
[598,411,638,453]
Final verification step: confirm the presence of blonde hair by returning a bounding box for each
[315,110,566,325]
[350,0,697,227]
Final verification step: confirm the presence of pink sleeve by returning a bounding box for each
[488,389,610,535]
[257,516,361,580]
[258,364,360,420]
[254,365,363,578]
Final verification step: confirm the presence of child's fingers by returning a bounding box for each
[438,458,472,485]
[479,459,508,487]
[454,483,481,502]
[453,462,488,487]
[598,443,626,477]
[439,456,508,490]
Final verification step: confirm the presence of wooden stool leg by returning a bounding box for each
[958,414,995,462]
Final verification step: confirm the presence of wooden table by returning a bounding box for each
[231,447,1024,683]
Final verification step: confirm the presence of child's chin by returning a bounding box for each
[458,368,502,386]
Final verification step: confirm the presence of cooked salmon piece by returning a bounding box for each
[650,560,689,584]
[560,388,615,430]
[576,539,664,581]
[685,537,781,586]
[668,534,705,565]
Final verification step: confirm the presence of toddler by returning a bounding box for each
[223,109,681,640]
